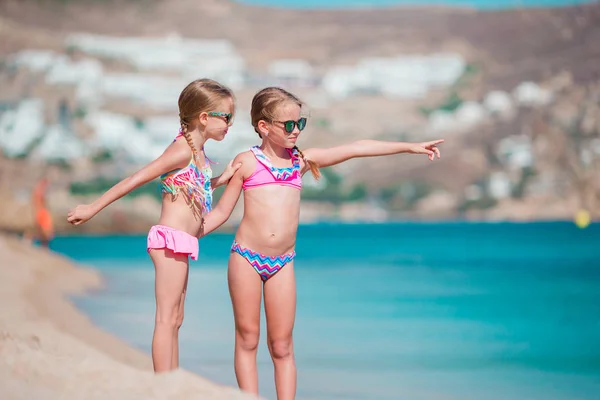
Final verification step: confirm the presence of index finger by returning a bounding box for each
[427,139,445,146]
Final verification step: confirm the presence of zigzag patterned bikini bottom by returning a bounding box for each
[231,240,296,281]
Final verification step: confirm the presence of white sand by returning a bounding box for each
[0,234,259,400]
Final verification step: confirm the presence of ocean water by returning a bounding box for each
[234,0,597,10]
[51,222,600,400]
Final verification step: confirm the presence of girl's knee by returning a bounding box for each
[175,305,185,329]
[155,304,181,328]
[236,326,260,352]
[269,337,293,360]
[175,315,184,330]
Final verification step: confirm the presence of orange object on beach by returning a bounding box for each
[32,178,54,245]
[36,208,54,234]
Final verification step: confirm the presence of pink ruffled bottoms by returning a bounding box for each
[147,225,199,260]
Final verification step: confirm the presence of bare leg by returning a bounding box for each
[228,252,263,394]
[264,262,297,400]
[149,249,189,373]
[172,269,189,369]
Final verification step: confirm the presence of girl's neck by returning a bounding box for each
[187,128,207,150]
[261,139,290,159]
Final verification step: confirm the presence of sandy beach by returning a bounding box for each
[0,233,258,400]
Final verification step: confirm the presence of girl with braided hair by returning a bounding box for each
[200,86,444,399]
[67,78,240,372]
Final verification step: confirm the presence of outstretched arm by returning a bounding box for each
[301,139,444,169]
[199,153,251,237]
[67,144,190,225]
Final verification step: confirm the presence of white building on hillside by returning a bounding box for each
[268,59,314,87]
[322,53,466,100]
[496,135,534,170]
[0,99,45,158]
[65,33,247,90]
[30,124,88,161]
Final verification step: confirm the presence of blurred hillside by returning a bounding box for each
[0,0,598,233]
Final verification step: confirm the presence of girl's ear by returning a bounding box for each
[257,120,270,137]
[198,112,209,127]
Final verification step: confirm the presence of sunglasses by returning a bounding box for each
[272,117,307,134]
[208,111,233,125]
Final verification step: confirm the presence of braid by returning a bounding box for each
[178,117,205,217]
[180,117,200,168]
[293,145,320,180]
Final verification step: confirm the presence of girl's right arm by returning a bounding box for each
[198,152,251,237]
[67,144,190,225]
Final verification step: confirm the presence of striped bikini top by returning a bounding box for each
[160,133,213,216]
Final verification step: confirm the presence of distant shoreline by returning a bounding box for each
[44,219,590,239]
[232,0,597,11]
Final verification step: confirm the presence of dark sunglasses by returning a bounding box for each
[208,111,232,125]
[272,117,307,133]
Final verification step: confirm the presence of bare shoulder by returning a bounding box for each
[233,150,256,165]
[233,150,257,175]
[162,138,192,169]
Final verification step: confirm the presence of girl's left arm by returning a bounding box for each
[302,139,444,168]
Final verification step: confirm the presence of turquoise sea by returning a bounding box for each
[234,0,597,10]
[51,222,600,400]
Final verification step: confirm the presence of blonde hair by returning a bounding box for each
[250,87,320,180]
[178,78,234,166]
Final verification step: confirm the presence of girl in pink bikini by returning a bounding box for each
[201,87,444,399]
[67,78,240,373]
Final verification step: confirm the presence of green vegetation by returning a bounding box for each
[302,169,368,204]
[346,183,367,202]
[91,149,113,163]
[457,176,497,212]
[300,171,436,211]
[134,117,145,130]
[48,159,72,171]
[378,181,432,211]
[419,91,463,117]
[512,166,537,199]
[418,63,481,117]
[73,106,87,119]
[11,136,45,159]
[457,196,497,212]
[70,178,162,201]
[452,63,481,90]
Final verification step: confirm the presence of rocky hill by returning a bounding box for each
[0,0,598,233]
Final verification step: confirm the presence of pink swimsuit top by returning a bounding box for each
[243,146,302,191]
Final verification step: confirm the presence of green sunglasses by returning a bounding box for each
[272,117,307,133]
[208,111,232,125]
